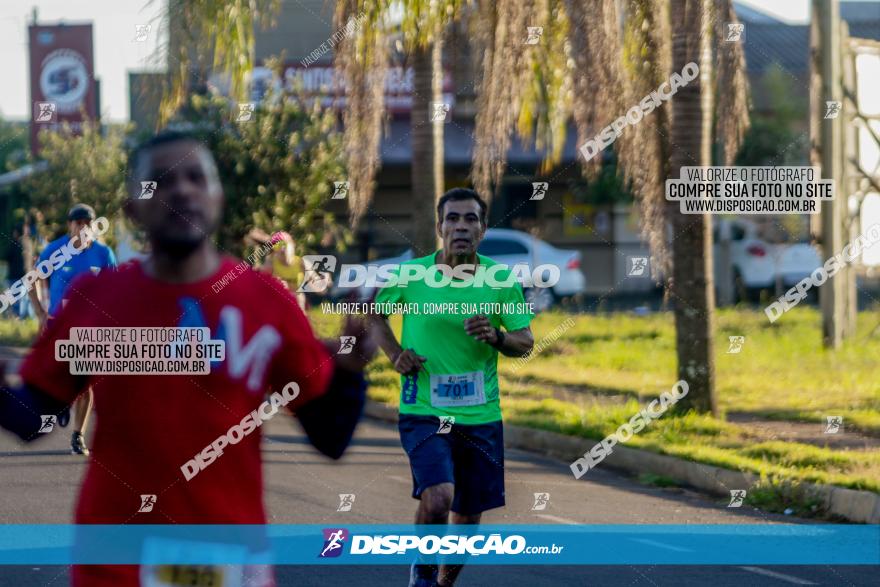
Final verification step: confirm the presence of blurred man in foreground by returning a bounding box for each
[0,131,375,586]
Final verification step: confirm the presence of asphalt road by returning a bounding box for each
[0,416,874,586]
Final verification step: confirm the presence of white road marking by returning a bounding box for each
[630,538,693,553]
[739,566,817,585]
[534,514,579,525]
[388,475,410,484]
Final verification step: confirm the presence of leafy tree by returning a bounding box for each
[0,120,28,172]
[152,2,348,257]
[735,64,808,166]
[0,120,30,261]
[24,122,128,242]
[566,158,634,207]
[172,86,348,256]
[155,0,280,125]
[23,92,346,260]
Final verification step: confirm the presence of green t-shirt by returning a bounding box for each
[374,251,534,424]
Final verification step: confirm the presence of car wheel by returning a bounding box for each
[525,287,555,312]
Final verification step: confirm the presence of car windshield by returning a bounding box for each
[478,238,529,256]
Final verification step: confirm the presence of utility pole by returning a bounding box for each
[841,21,858,339]
[812,0,846,348]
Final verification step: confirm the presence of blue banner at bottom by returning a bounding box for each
[0,525,876,565]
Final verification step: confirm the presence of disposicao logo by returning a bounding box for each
[319,528,348,558]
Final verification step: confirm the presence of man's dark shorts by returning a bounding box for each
[398,414,505,515]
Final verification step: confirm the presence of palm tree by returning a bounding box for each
[329,0,749,415]
[667,0,717,414]
[153,0,280,125]
[616,0,748,414]
[334,1,463,254]
[409,29,445,256]
[157,0,750,414]
[472,0,749,414]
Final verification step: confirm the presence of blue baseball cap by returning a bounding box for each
[67,204,96,222]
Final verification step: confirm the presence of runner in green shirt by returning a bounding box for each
[374,250,532,424]
[371,188,535,587]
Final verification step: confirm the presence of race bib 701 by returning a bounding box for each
[429,371,486,408]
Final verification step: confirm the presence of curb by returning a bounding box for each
[364,401,880,524]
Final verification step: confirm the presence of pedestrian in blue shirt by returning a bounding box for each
[28,203,116,455]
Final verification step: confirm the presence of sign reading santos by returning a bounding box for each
[242,65,455,113]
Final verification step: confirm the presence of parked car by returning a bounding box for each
[713,218,821,301]
[330,228,586,310]
[476,228,586,310]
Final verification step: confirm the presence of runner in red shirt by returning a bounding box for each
[0,131,375,586]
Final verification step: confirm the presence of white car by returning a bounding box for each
[713,218,821,301]
[476,228,586,309]
[331,228,586,310]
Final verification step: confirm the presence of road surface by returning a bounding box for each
[0,415,873,586]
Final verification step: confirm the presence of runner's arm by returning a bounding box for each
[268,282,374,459]
[464,315,534,358]
[367,314,403,364]
[296,364,367,459]
[366,314,426,374]
[493,326,534,358]
[0,380,68,441]
[1,274,97,440]
[28,284,48,325]
[294,316,374,459]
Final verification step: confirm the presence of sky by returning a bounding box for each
[0,0,163,123]
[0,0,874,123]
[736,0,813,23]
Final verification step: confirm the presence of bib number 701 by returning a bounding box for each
[429,372,486,408]
[438,382,474,399]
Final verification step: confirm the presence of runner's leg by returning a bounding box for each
[400,415,456,586]
[411,483,453,585]
[73,389,93,434]
[437,512,481,587]
[437,421,505,586]
[416,483,453,524]
[71,388,93,454]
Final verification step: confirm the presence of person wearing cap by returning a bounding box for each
[28,203,117,455]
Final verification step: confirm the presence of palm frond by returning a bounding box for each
[154,0,280,126]
[617,0,673,276]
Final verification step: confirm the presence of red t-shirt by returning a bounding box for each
[19,257,335,586]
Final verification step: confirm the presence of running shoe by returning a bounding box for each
[408,562,438,587]
[71,431,89,456]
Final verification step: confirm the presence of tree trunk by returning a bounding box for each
[812,0,847,347]
[411,37,445,257]
[669,0,718,415]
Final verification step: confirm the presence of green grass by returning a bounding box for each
[637,473,682,488]
[345,306,880,434]
[502,306,880,434]
[741,477,829,518]
[0,319,39,347]
[500,396,880,494]
[306,307,880,497]
[5,306,877,498]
